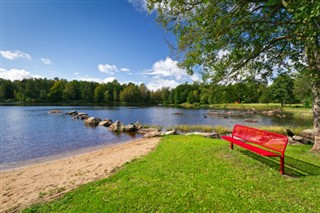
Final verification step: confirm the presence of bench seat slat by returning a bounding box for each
[221,136,280,157]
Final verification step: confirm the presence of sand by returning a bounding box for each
[0,137,161,212]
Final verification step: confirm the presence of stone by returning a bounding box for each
[66,110,78,116]
[138,128,160,135]
[299,129,315,141]
[72,113,89,120]
[78,112,88,116]
[124,123,137,132]
[143,131,162,138]
[292,135,312,145]
[286,129,295,137]
[261,109,286,117]
[163,130,177,135]
[134,121,143,130]
[109,120,125,132]
[80,115,89,120]
[48,110,63,114]
[84,117,101,127]
[185,132,220,138]
[98,119,113,127]
[244,119,259,123]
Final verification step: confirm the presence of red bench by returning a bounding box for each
[221,124,288,174]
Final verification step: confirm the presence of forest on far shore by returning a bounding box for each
[0,72,312,107]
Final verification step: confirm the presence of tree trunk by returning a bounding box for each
[312,88,320,151]
[307,40,320,151]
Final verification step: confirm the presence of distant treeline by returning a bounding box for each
[0,73,312,107]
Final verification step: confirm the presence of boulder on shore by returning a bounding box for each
[138,128,160,135]
[137,128,161,138]
[299,129,315,142]
[286,129,295,137]
[185,132,220,138]
[143,130,162,138]
[162,130,177,136]
[84,117,101,127]
[292,135,313,145]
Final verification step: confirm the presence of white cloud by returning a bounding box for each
[145,57,188,80]
[40,58,52,65]
[0,68,43,81]
[78,77,102,83]
[77,76,116,84]
[98,64,131,75]
[0,50,31,60]
[98,64,118,75]
[74,72,79,75]
[102,77,116,83]
[120,68,130,72]
[190,74,201,82]
[147,79,180,91]
[128,0,147,12]
[217,49,230,59]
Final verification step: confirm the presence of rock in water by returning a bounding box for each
[124,123,137,132]
[134,121,143,130]
[84,117,101,127]
[109,120,125,132]
[98,119,113,127]
[66,110,78,116]
[48,110,63,114]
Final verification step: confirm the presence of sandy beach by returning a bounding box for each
[0,137,161,212]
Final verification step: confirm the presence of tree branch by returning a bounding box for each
[235,35,289,70]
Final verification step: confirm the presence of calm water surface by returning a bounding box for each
[0,106,311,169]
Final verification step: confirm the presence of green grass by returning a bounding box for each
[210,103,304,110]
[24,135,320,212]
[166,125,231,134]
[209,103,313,121]
[283,108,313,119]
[257,126,308,135]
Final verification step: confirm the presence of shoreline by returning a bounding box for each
[0,137,161,212]
[0,138,141,172]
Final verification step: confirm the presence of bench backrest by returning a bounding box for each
[232,124,288,155]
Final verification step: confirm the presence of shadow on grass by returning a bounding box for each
[240,150,320,177]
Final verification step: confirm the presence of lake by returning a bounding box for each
[0,105,311,170]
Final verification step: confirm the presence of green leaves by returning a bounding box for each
[148,0,319,82]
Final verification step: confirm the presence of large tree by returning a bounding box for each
[148,0,320,151]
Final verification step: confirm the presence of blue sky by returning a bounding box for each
[0,0,200,90]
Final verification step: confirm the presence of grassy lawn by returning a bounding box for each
[24,135,320,212]
[209,103,313,118]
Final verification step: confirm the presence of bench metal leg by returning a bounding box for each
[280,157,284,175]
[230,143,234,150]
